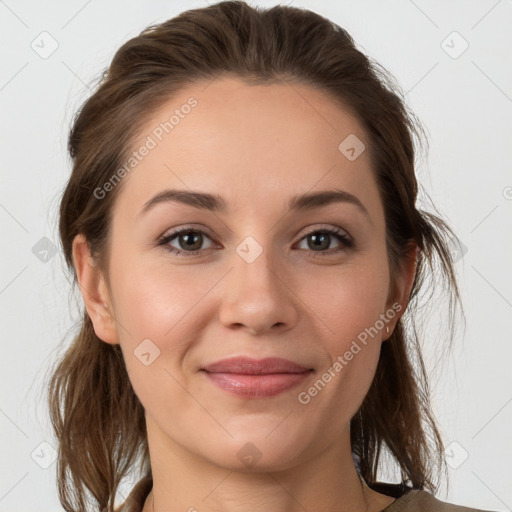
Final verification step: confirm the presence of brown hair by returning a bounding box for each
[48,1,462,510]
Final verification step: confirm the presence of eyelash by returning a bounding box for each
[156,226,354,258]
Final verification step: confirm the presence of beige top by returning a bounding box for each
[115,476,496,512]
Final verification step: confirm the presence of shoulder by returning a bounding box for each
[384,488,498,512]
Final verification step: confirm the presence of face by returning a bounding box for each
[78,76,410,472]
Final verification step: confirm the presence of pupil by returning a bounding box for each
[182,231,201,250]
[310,233,329,251]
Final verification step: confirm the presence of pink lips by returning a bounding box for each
[201,357,313,398]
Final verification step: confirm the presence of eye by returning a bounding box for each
[157,226,354,257]
[295,227,354,255]
[157,228,215,256]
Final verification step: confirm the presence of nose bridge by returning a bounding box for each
[232,233,280,297]
[218,233,297,333]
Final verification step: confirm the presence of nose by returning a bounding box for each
[218,243,299,336]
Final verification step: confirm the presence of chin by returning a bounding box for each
[197,432,309,473]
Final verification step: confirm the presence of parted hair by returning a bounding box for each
[48,1,462,511]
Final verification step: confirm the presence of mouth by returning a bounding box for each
[200,356,314,398]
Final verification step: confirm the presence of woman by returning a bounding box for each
[48,2,495,511]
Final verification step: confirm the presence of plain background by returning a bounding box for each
[1,0,511,510]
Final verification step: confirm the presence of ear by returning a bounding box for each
[385,242,419,336]
[72,234,119,345]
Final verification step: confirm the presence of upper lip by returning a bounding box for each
[202,357,312,375]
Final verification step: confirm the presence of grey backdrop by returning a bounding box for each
[1,0,511,510]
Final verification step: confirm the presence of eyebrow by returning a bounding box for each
[139,188,370,219]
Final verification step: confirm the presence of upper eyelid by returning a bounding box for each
[160,225,216,243]
[301,225,350,238]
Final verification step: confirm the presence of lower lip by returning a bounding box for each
[203,371,312,398]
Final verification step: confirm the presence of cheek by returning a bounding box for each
[110,248,215,342]
[304,255,390,342]
[300,257,389,405]
[110,260,213,420]
[108,252,228,395]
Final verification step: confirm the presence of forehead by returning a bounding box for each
[113,76,382,222]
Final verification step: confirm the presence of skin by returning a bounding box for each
[73,76,417,512]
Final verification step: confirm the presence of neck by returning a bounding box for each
[142,416,387,512]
